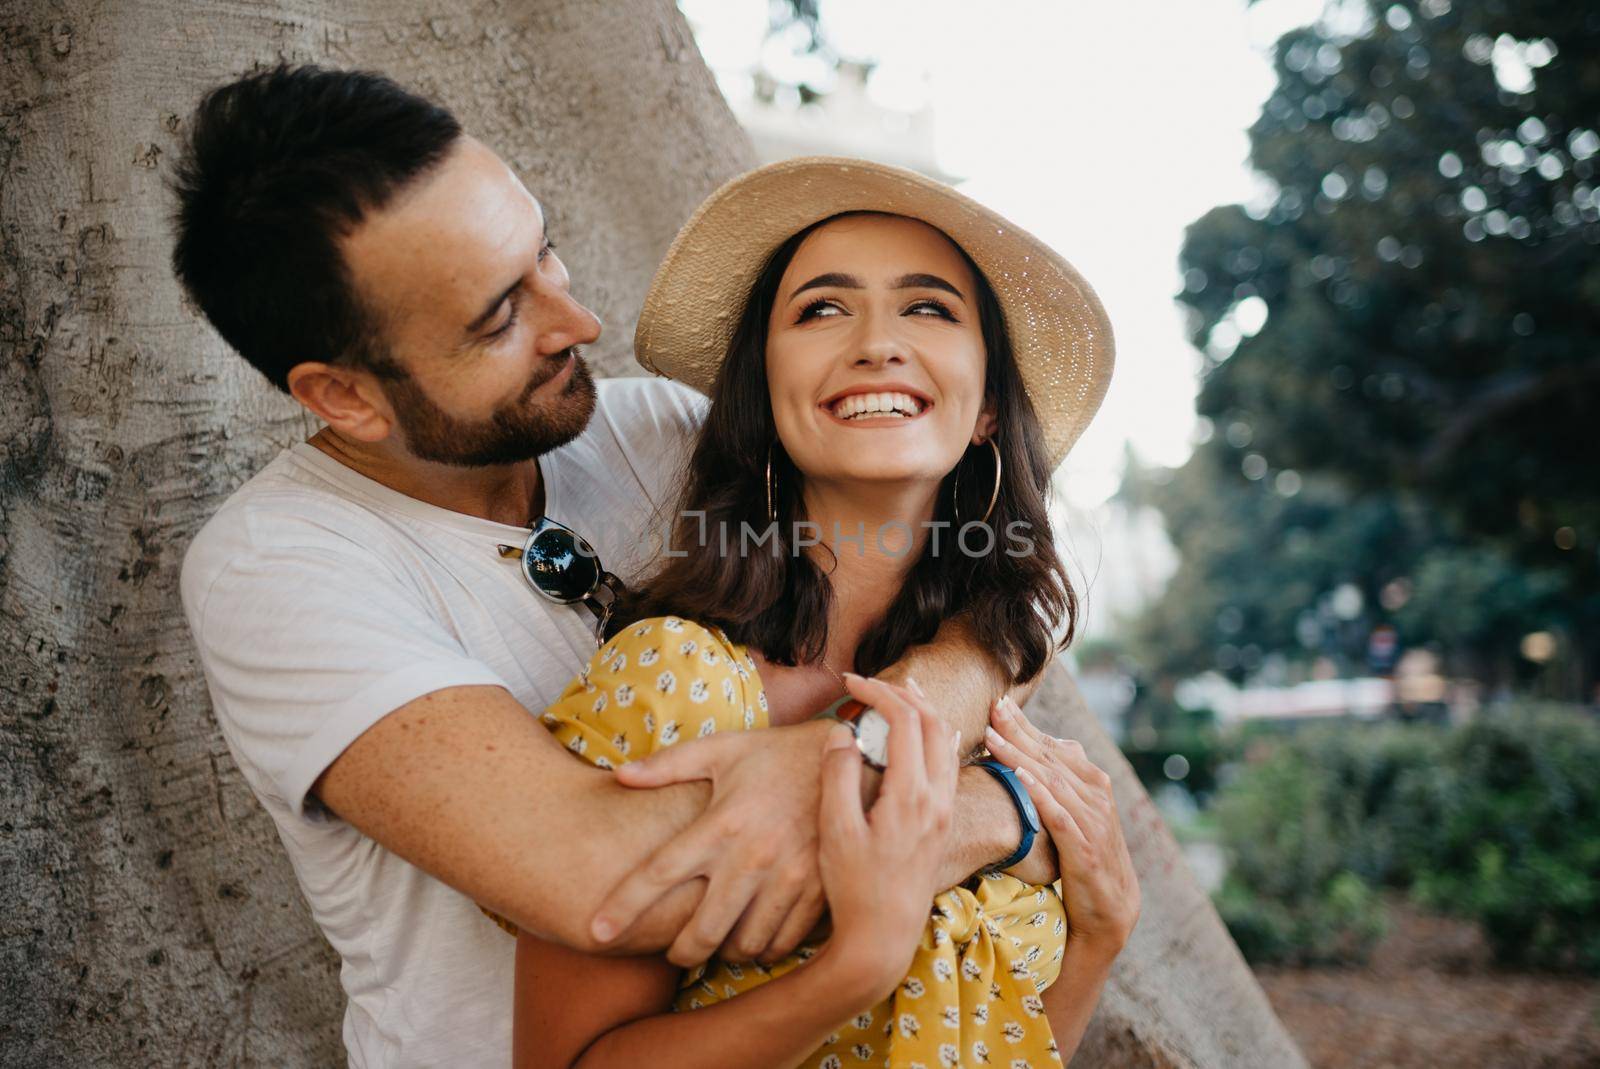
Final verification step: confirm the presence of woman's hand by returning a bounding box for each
[814,675,961,1003]
[984,696,1139,962]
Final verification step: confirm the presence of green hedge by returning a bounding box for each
[1211,706,1600,971]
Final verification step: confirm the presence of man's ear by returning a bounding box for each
[971,395,999,445]
[287,362,397,443]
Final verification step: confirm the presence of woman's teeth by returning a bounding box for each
[830,391,925,421]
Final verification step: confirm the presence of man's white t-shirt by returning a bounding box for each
[180,377,705,1068]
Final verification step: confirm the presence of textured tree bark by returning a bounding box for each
[1,2,748,1064]
[0,1,1302,1065]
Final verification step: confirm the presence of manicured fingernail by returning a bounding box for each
[906,676,926,697]
[985,726,1006,749]
[842,671,864,682]
[1016,766,1037,785]
[953,730,963,754]
[1005,696,1023,716]
[825,723,853,750]
[591,917,616,942]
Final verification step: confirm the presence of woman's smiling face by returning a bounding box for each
[765,213,996,491]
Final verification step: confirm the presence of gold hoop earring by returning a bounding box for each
[766,444,777,524]
[953,438,1003,525]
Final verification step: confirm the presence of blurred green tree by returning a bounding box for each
[1154,0,1599,694]
[1127,448,1570,688]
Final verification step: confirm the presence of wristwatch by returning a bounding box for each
[816,696,891,770]
[974,759,1041,871]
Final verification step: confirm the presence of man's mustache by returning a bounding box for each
[521,346,585,399]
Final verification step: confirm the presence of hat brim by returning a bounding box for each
[634,156,1114,471]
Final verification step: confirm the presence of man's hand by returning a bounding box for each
[589,718,834,967]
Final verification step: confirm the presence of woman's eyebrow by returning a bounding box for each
[892,273,965,300]
[786,271,966,302]
[787,272,862,301]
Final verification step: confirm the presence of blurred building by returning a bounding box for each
[732,60,951,180]
[1055,496,1178,644]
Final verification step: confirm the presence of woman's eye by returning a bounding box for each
[907,299,957,320]
[796,298,844,322]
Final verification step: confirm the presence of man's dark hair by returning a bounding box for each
[170,64,462,392]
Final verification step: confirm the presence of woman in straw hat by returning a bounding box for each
[502,158,1138,1068]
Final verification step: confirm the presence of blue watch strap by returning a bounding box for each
[974,759,1041,871]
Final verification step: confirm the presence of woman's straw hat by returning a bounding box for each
[634,156,1114,470]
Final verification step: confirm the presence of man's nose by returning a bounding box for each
[539,285,603,353]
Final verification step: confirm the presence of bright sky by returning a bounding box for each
[681,0,1327,507]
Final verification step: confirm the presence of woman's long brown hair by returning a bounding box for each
[615,214,1077,685]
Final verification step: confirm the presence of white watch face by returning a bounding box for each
[854,708,891,769]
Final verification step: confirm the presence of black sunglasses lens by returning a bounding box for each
[524,528,600,601]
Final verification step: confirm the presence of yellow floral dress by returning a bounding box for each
[510,615,1066,1068]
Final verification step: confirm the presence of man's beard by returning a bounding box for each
[385,347,598,467]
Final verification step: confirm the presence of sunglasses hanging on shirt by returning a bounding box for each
[497,516,624,646]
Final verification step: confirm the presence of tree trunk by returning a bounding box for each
[1,2,746,1063]
[0,1,1302,1065]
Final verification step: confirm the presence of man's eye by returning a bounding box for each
[487,298,520,339]
[538,239,557,264]
[797,298,844,322]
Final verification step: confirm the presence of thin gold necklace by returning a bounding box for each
[819,656,847,692]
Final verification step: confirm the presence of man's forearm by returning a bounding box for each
[877,615,1009,740]
[525,772,714,954]
[316,685,718,957]
[418,759,717,956]
[880,616,1054,730]
[937,765,1060,888]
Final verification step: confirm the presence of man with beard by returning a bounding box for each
[172,66,1048,1066]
